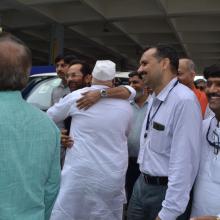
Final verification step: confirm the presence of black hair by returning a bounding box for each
[69,59,93,77]
[128,71,143,79]
[145,44,179,74]
[64,54,77,65]
[203,64,220,79]
[54,54,64,64]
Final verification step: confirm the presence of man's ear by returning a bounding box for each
[84,74,92,85]
[160,58,170,71]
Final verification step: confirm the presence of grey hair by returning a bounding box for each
[180,58,196,72]
[0,32,32,91]
[187,59,196,72]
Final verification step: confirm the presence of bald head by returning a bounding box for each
[0,33,32,91]
[178,58,196,89]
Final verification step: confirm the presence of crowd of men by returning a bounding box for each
[0,32,220,220]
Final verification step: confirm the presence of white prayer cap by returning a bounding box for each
[92,60,116,81]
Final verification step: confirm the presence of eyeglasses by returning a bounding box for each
[66,72,83,78]
[206,117,220,155]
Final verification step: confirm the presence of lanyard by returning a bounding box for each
[144,80,178,138]
[206,116,220,155]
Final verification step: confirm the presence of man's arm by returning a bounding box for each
[190,216,219,220]
[47,93,76,123]
[44,128,61,219]
[76,85,136,109]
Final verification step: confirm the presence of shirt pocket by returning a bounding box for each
[149,126,170,155]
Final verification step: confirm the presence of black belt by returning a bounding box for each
[143,173,168,186]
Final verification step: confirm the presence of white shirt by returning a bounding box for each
[47,85,133,220]
[191,116,220,217]
[204,105,215,119]
[138,78,202,220]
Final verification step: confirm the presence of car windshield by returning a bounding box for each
[26,77,61,111]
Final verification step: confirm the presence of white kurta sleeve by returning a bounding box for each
[123,85,136,101]
[47,93,77,123]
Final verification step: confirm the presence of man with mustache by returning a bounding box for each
[51,55,76,167]
[51,55,73,105]
[65,59,92,92]
[126,45,202,220]
[60,59,92,149]
[190,64,220,220]
[126,71,151,203]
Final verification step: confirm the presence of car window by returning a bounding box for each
[26,78,61,111]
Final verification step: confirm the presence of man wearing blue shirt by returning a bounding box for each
[127,45,202,220]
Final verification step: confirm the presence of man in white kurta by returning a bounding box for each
[47,60,133,220]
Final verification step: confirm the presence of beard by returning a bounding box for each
[68,81,84,92]
[135,90,144,99]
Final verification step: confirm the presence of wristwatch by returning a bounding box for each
[100,89,108,98]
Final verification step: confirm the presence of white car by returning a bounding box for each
[22,72,130,111]
[22,73,61,111]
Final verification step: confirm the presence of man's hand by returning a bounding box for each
[61,129,73,148]
[76,90,101,110]
[190,216,217,220]
[155,216,161,220]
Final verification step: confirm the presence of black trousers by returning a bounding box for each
[125,157,141,203]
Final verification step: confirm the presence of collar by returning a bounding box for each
[153,77,178,102]
[130,94,151,107]
[0,91,22,100]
